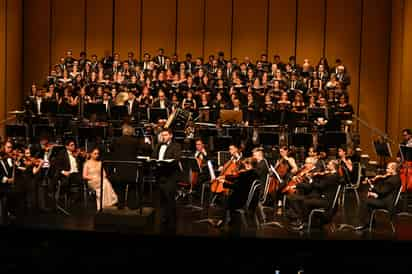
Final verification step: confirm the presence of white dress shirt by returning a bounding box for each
[68,151,79,173]
[158,144,168,160]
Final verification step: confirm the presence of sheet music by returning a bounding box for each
[208,160,216,180]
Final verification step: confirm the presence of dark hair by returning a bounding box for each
[403,128,412,135]
[161,128,173,135]
[243,157,257,169]
[65,138,76,147]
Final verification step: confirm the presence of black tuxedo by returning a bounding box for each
[49,149,83,209]
[151,141,181,231]
[125,99,139,120]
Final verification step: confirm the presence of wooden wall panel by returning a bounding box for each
[232,0,267,62]
[23,0,50,95]
[141,0,176,57]
[86,0,113,58]
[6,0,23,112]
[204,0,232,59]
[268,0,296,63]
[358,0,391,155]
[177,0,204,59]
[325,0,362,115]
[296,0,325,64]
[51,0,85,64]
[399,0,412,134]
[0,0,5,126]
[114,0,140,59]
[387,0,404,145]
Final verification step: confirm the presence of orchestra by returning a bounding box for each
[1,48,410,236]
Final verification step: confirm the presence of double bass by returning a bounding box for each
[210,158,241,195]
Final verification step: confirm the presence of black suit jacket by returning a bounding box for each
[372,174,401,210]
[52,150,83,179]
[152,142,181,182]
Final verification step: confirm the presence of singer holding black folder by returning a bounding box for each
[152,128,181,233]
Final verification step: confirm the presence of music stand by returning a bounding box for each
[308,107,326,121]
[179,156,203,211]
[5,124,28,140]
[319,131,347,149]
[214,136,232,152]
[291,133,313,149]
[85,103,106,120]
[149,108,168,123]
[78,126,106,152]
[260,132,280,148]
[110,105,128,121]
[40,100,58,115]
[373,140,392,169]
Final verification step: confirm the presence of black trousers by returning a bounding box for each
[359,198,387,226]
[287,194,329,222]
[158,175,177,232]
[48,173,82,209]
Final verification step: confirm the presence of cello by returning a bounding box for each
[266,158,289,195]
[210,158,241,195]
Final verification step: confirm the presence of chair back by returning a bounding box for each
[392,186,403,213]
[328,184,342,216]
[260,174,271,204]
[245,180,262,211]
[352,162,362,188]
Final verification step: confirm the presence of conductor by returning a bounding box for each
[151,128,181,233]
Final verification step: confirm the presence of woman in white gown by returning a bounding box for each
[82,148,118,210]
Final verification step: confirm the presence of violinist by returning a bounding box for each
[287,160,341,231]
[338,146,353,184]
[0,141,15,222]
[215,157,259,228]
[356,162,401,231]
[21,147,44,214]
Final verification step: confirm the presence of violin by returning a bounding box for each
[23,156,43,167]
[282,166,316,195]
[362,173,391,185]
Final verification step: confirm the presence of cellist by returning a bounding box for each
[214,157,259,229]
[210,144,243,198]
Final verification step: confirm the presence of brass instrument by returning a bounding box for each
[114,91,128,106]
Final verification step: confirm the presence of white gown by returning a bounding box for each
[84,161,118,210]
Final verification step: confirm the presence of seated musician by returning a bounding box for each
[287,160,341,230]
[50,139,85,210]
[193,139,210,192]
[0,142,16,220]
[210,144,244,204]
[215,157,260,228]
[338,146,353,184]
[356,162,401,231]
[252,147,269,184]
